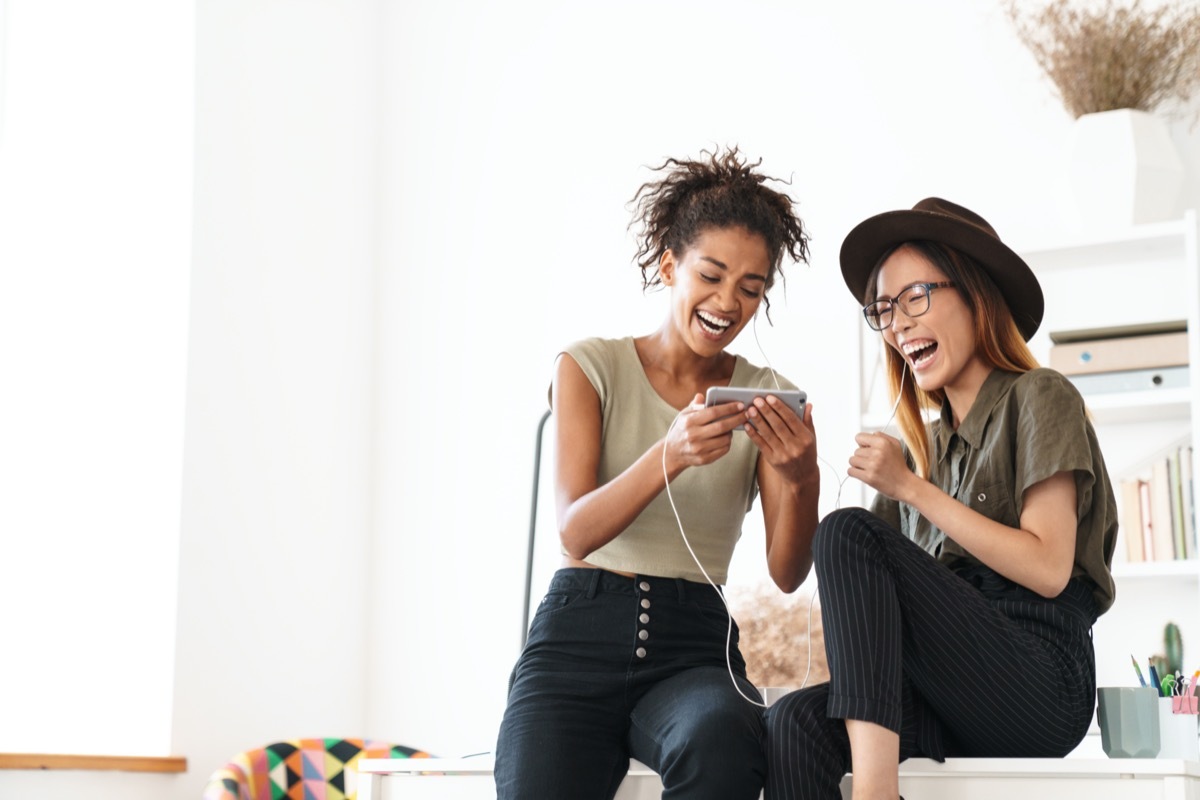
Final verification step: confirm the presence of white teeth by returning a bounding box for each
[697,310,732,333]
[902,341,936,363]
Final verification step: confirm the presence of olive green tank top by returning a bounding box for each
[560,336,797,583]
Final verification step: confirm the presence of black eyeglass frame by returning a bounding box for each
[862,281,956,331]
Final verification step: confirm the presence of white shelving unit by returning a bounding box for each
[856,210,1200,692]
[1021,210,1200,691]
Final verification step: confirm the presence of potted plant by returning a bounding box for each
[1004,0,1200,225]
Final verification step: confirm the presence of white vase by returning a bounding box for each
[1069,108,1185,227]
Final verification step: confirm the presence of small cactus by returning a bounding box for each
[1165,622,1184,675]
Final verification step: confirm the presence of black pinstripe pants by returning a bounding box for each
[765,508,1097,799]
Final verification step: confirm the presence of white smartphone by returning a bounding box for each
[704,386,807,431]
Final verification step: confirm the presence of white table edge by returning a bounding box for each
[354,755,1200,799]
[356,756,660,776]
[895,757,1200,778]
[354,756,660,800]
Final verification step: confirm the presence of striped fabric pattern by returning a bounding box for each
[765,508,1096,799]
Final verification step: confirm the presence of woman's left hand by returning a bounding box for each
[743,394,817,486]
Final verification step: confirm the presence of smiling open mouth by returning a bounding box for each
[697,310,732,335]
[903,340,937,367]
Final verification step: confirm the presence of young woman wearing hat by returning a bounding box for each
[764,198,1118,800]
[494,148,820,800]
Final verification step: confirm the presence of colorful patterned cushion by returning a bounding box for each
[201,737,430,800]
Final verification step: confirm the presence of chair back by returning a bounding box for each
[202,737,429,800]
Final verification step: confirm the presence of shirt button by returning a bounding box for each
[639,613,649,624]
[636,647,647,658]
[638,629,649,641]
[639,581,650,592]
[641,598,651,609]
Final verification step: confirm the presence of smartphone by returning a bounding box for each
[704,387,807,431]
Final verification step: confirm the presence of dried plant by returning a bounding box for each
[1005,0,1200,118]
[727,581,828,690]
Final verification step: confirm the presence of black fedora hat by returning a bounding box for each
[839,197,1044,341]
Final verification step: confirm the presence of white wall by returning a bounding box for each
[0,0,192,797]
[13,1,1200,798]
[169,1,381,798]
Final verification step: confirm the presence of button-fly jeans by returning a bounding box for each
[495,567,766,800]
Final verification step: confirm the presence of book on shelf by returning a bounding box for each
[1050,331,1188,376]
[1184,445,1197,557]
[1180,443,1190,563]
[1067,366,1189,395]
[1170,449,1190,559]
[1121,479,1145,562]
[1151,458,1175,561]
[1139,479,1155,560]
[1049,319,1189,396]
[1120,444,1197,562]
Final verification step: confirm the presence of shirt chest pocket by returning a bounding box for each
[960,480,1017,526]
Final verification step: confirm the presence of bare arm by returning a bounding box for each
[849,431,1077,597]
[744,395,821,593]
[553,353,747,560]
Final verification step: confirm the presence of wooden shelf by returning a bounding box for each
[0,752,187,773]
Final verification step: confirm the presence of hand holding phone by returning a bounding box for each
[704,387,807,431]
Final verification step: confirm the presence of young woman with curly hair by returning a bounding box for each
[494,147,820,800]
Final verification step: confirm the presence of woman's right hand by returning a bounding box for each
[661,393,746,476]
[847,430,918,502]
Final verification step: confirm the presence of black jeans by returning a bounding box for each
[495,568,767,800]
[765,508,1098,800]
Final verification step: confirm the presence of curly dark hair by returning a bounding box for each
[629,146,810,319]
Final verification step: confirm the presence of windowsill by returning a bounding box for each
[0,753,187,773]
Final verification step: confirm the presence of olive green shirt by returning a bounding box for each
[871,367,1118,614]
[560,336,798,584]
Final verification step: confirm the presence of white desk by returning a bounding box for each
[873,758,1200,800]
[358,755,1200,800]
[355,756,663,800]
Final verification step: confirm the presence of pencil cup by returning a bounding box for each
[1097,687,1161,758]
[1157,697,1199,760]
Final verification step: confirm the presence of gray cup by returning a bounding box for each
[1097,687,1161,758]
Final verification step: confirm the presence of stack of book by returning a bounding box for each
[1050,319,1188,394]
[1120,443,1197,563]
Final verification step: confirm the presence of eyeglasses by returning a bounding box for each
[862,281,956,331]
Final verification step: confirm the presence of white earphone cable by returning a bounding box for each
[661,328,908,706]
[662,410,766,708]
[658,319,819,706]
